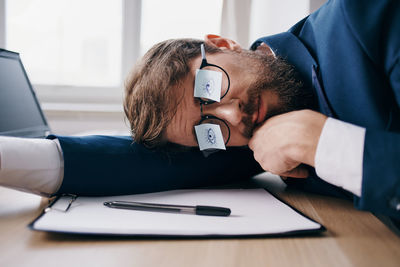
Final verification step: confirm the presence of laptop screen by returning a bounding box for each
[0,49,50,137]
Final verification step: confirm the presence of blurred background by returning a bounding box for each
[0,0,325,135]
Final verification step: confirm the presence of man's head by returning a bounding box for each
[124,35,309,149]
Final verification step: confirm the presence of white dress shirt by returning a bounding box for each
[0,118,365,197]
[0,136,63,196]
[315,118,365,197]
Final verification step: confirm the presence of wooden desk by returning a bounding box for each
[0,174,399,267]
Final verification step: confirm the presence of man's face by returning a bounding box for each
[165,48,301,147]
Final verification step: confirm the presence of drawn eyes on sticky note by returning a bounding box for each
[203,80,215,96]
[206,128,216,144]
[194,69,222,102]
[194,124,226,151]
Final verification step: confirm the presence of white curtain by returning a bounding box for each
[220,0,252,48]
[0,0,5,48]
[220,0,326,48]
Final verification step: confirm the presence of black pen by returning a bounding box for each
[103,201,231,217]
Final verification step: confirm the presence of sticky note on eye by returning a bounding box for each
[194,69,222,102]
[194,123,226,151]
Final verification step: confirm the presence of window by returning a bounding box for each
[1,0,223,105]
[6,0,123,87]
[1,0,316,106]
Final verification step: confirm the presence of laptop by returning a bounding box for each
[0,48,51,138]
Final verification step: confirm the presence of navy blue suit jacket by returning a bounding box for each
[54,0,400,220]
[51,135,263,196]
[251,0,400,219]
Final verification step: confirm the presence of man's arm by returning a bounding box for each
[0,135,263,197]
[357,129,400,217]
[0,136,63,196]
[248,109,326,179]
[48,135,264,196]
[248,108,400,220]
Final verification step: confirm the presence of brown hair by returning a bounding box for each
[124,39,220,148]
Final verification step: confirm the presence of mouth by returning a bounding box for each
[252,96,260,125]
[253,94,266,126]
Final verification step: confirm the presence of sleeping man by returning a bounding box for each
[1,0,399,222]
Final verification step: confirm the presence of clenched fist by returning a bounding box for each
[248,110,327,178]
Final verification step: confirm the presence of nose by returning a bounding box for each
[204,99,243,126]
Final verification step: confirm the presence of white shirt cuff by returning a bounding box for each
[315,118,365,197]
[0,136,64,196]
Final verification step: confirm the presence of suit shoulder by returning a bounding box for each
[340,0,400,67]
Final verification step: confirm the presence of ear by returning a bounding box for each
[255,42,275,57]
[204,34,242,51]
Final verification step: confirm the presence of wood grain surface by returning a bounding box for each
[0,173,399,267]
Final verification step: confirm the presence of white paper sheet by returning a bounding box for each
[31,189,323,236]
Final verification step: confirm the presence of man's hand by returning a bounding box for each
[248,110,327,178]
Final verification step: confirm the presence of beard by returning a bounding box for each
[238,50,315,139]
